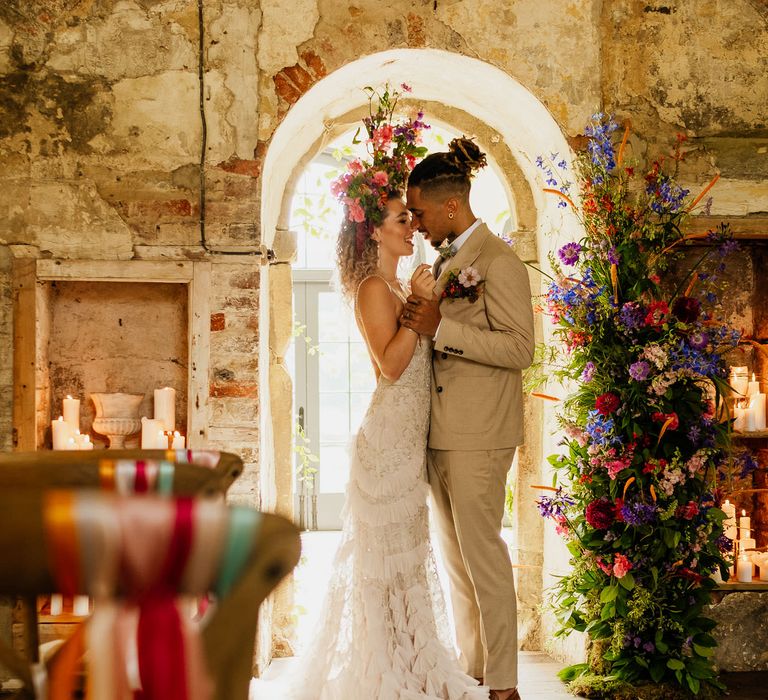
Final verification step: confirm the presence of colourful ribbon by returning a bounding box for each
[135,498,194,700]
[215,507,261,598]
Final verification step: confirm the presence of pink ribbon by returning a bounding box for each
[134,498,195,700]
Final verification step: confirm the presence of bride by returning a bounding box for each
[250,86,487,700]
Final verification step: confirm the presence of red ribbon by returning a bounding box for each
[134,461,149,493]
[134,498,194,700]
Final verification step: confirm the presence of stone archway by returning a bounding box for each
[258,47,582,658]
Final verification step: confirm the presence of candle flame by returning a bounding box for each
[753,372,756,381]
[57,416,64,421]
[66,394,73,399]
[742,509,747,516]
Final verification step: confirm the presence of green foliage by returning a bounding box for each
[534,117,741,697]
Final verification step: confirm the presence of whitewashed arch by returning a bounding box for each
[258,47,584,661]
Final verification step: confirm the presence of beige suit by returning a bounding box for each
[427,223,534,689]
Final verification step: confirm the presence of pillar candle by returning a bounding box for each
[734,406,747,431]
[158,431,170,449]
[154,387,176,433]
[171,431,185,450]
[740,537,756,551]
[52,416,72,450]
[73,596,90,616]
[749,392,766,431]
[50,594,63,616]
[731,366,749,397]
[63,395,80,432]
[722,500,737,540]
[757,554,768,582]
[736,553,753,583]
[141,417,165,449]
[740,510,751,532]
[747,373,760,396]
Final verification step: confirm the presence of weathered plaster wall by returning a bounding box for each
[0,0,766,670]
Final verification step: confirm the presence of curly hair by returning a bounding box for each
[407,136,487,200]
[336,215,380,302]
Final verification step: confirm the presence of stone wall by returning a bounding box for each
[0,0,766,670]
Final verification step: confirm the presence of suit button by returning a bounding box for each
[436,386,443,393]
[443,346,449,351]
[441,353,448,359]
[458,350,464,355]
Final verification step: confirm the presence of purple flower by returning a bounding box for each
[643,642,655,653]
[536,487,575,519]
[629,360,651,381]
[619,302,645,330]
[621,501,658,526]
[607,246,620,265]
[581,362,596,382]
[558,242,582,266]
[688,331,709,350]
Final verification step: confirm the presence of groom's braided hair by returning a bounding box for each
[408,136,487,200]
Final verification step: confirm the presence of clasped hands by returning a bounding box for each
[401,264,441,337]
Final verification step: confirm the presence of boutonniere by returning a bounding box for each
[441,266,484,303]
[437,242,457,259]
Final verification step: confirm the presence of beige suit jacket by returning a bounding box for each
[429,223,535,450]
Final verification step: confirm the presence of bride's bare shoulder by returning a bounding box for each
[356,275,389,302]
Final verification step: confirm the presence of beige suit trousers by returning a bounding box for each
[428,447,518,690]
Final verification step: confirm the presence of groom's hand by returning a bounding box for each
[401,294,441,337]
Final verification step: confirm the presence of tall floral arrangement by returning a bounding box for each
[534,115,740,697]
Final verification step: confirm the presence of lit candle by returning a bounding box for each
[745,403,757,432]
[50,594,63,616]
[52,416,72,450]
[747,373,760,397]
[63,395,80,432]
[740,510,751,533]
[740,536,756,551]
[736,553,753,583]
[158,431,169,449]
[757,553,768,582]
[171,431,185,450]
[154,387,176,434]
[66,437,77,451]
[722,500,737,541]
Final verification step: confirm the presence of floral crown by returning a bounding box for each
[330,84,429,255]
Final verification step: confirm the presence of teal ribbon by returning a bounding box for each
[215,507,262,598]
[157,461,175,495]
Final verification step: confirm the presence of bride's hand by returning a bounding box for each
[410,264,436,299]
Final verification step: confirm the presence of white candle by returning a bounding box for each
[141,417,166,449]
[52,416,72,450]
[158,431,169,449]
[722,500,736,520]
[154,387,176,433]
[757,554,768,582]
[171,431,185,450]
[73,596,90,616]
[749,392,766,431]
[734,406,747,431]
[740,510,751,532]
[745,404,758,432]
[50,594,63,616]
[63,395,80,432]
[711,568,723,584]
[747,373,760,397]
[736,553,753,583]
[81,435,94,450]
[740,537,756,551]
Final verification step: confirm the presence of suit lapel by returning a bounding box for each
[434,224,492,297]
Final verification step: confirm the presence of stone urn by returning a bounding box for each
[90,392,144,449]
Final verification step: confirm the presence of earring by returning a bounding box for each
[448,212,454,219]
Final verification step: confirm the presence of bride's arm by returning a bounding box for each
[357,276,418,381]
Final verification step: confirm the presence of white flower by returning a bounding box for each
[457,266,480,288]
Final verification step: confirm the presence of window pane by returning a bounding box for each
[318,342,349,392]
[350,342,376,392]
[350,392,373,433]
[318,292,349,342]
[319,392,350,442]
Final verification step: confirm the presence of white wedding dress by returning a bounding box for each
[251,280,487,700]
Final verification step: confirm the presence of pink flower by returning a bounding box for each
[458,266,481,288]
[400,82,412,93]
[348,199,366,223]
[348,159,364,174]
[613,553,632,579]
[596,558,613,575]
[371,125,394,150]
[372,171,389,186]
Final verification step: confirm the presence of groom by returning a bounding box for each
[402,165,534,700]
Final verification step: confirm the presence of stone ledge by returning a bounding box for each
[708,591,768,671]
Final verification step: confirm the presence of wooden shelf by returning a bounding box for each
[733,430,768,439]
[717,580,768,591]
